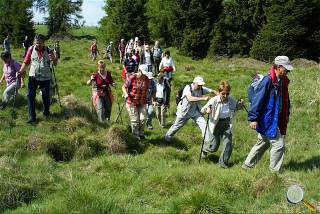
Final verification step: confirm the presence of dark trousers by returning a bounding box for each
[28,77,51,120]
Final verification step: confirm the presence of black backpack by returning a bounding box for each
[176,83,203,105]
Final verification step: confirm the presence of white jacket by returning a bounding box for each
[201,95,241,134]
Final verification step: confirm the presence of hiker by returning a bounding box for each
[159,50,175,82]
[200,80,244,168]
[123,52,137,79]
[165,76,217,142]
[104,41,113,63]
[0,51,23,109]
[242,56,293,172]
[87,60,115,122]
[125,39,134,58]
[118,39,126,63]
[145,71,156,129]
[155,73,171,128]
[122,64,150,140]
[3,34,10,53]
[22,36,31,58]
[141,44,154,74]
[53,41,61,59]
[133,49,140,65]
[90,40,99,61]
[17,34,58,123]
[133,37,140,55]
[152,40,162,76]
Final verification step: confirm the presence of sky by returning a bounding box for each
[33,0,106,26]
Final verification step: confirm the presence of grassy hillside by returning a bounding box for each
[0,27,319,213]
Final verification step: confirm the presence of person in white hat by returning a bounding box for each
[165,76,218,143]
[122,64,150,140]
[104,41,113,63]
[242,55,293,172]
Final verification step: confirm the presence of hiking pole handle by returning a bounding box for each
[199,105,211,163]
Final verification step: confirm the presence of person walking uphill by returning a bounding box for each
[122,64,150,140]
[242,56,293,172]
[159,50,176,82]
[17,34,58,123]
[165,76,217,143]
[0,51,23,109]
[87,60,115,123]
[201,80,244,168]
[155,73,171,128]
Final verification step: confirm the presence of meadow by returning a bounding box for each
[0,26,319,213]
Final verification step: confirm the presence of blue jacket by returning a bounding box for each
[248,75,280,138]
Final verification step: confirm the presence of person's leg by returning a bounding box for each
[193,115,213,143]
[138,105,147,137]
[155,103,161,125]
[146,103,153,129]
[126,104,139,137]
[95,96,105,122]
[2,82,17,105]
[243,134,270,168]
[269,129,285,172]
[165,116,189,141]
[105,93,112,120]
[39,80,51,118]
[161,104,168,127]
[27,77,38,121]
[219,125,233,167]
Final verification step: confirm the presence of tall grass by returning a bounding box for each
[0,27,319,213]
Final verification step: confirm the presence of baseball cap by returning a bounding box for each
[138,64,148,75]
[193,76,205,85]
[146,72,153,79]
[274,56,293,71]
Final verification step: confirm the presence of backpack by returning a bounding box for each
[248,74,264,104]
[176,83,203,105]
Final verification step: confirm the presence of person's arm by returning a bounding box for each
[122,83,129,98]
[201,97,215,113]
[0,73,5,84]
[202,86,218,96]
[184,85,209,102]
[49,49,58,66]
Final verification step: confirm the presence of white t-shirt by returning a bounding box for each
[156,83,164,98]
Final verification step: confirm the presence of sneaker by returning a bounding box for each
[241,163,252,170]
[164,135,171,143]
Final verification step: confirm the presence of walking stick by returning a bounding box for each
[115,99,126,123]
[9,81,19,133]
[199,105,211,163]
[117,101,123,123]
[238,98,248,113]
[51,63,62,107]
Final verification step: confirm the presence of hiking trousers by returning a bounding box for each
[243,129,285,172]
[155,103,168,127]
[126,104,147,137]
[203,118,233,165]
[165,114,212,142]
[2,82,19,104]
[146,103,154,127]
[96,95,112,122]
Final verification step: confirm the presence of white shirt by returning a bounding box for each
[156,83,164,98]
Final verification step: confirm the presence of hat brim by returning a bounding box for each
[197,81,205,85]
[283,64,293,71]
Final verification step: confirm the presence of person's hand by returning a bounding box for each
[249,122,258,130]
[238,99,244,107]
[48,53,54,61]
[112,82,116,87]
[212,90,219,96]
[203,96,210,101]
[206,108,211,114]
[16,71,22,78]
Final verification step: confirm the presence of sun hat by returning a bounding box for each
[193,76,205,85]
[146,72,153,79]
[138,64,148,75]
[274,56,293,71]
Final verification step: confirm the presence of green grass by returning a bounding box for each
[0,27,319,213]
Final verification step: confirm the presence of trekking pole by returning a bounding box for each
[238,98,248,113]
[115,98,126,123]
[9,81,19,133]
[51,63,62,107]
[117,101,123,123]
[199,105,211,163]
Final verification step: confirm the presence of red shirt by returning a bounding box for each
[92,71,113,96]
[124,74,150,106]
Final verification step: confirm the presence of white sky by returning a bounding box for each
[33,0,106,26]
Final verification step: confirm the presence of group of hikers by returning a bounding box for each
[1,33,294,172]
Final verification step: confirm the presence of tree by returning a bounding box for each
[208,0,266,57]
[250,0,320,61]
[0,0,35,47]
[34,0,83,37]
[99,0,150,45]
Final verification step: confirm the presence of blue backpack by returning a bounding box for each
[248,74,264,104]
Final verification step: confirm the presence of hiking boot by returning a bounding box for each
[241,163,252,170]
[27,118,36,124]
[164,135,171,143]
[219,163,229,169]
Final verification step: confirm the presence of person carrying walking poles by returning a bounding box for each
[200,80,244,168]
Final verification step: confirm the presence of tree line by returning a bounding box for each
[1,0,319,62]
[100,0,320,62]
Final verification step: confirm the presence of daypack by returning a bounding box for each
[248,74,264,104]
[176,83,203,105]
